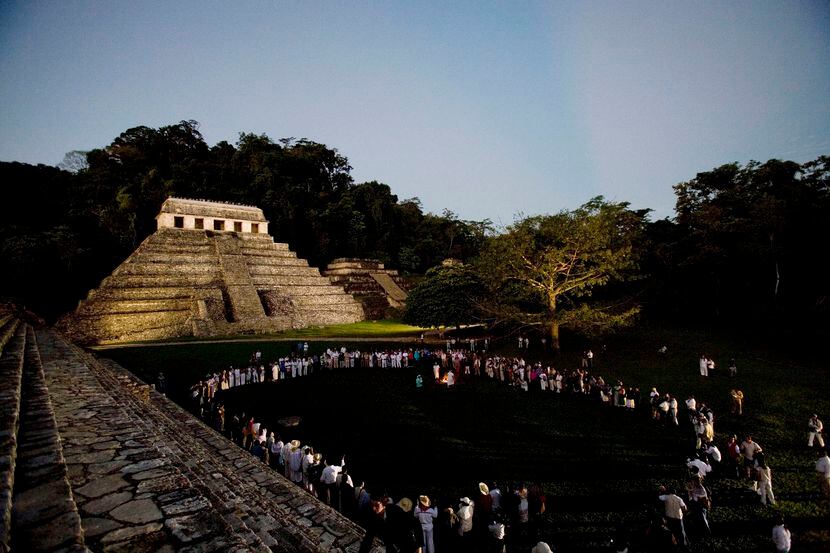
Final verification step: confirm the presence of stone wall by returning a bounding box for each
[0,318,382,552]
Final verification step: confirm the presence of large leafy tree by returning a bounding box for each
[402,263,485,329]
[673,156,830,322]
[478,197,646,350]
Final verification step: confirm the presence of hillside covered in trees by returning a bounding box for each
[0,121,488,318]
[1,120,827,334]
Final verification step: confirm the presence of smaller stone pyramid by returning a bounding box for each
[60,198,364,344]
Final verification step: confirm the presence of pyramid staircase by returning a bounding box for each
[60,229,364,344]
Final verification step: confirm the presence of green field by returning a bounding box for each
[100,325,830,552]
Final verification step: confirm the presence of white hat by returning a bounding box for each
[478,482,489,495]
[531,542,553,553]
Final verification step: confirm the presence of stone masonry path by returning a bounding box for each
[37,329,381,553]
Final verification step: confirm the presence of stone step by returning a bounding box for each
[69,312,192,343]
[131,252,218,264]
[146,231,213,245]
[36,330,264,552]
[327,258,385,268]
[88,287,198,302]
[298,308,365,326]
[244,257,309,267]
[240,248,297,258]
[102,274,220,288]
[75,353,293,552]
[324,267,389,276]
[89,353,380,552]
[0,321,26,553]
[289,294,367,307]
[77,299,193,316]
[0,317,20,357]
[115,262,221,277]
[138,244,215,255]
[248,276,341,288]
[11,326,86,552]
[238,240,290,251]
[247,266,323,278]
[88,323,195,346]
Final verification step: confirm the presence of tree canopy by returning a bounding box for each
[477,198,647,349]
[0,119,826,338]
[402,263,485,329]
[0,121,488,318]
[669,157,830,323]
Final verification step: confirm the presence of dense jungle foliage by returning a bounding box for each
[0,120,827,333]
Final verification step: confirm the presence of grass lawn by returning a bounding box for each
[98,319,428,346]
[100,325,830,552]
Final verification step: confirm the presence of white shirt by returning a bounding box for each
[816,455,830,478]
[458,503,473,533]
[688,458,712,477]
[321,462,343,485]
[706,445,722,463]
[488,522,505,540]
[658,494,686,519]
[772,524,791,549]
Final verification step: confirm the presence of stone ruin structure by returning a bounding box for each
[323,259,409,320]
[60,198,365,344]
[0,305,383,552]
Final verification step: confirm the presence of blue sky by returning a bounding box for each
[1,1,828,223]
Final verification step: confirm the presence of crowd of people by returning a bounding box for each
[181,339,828,553]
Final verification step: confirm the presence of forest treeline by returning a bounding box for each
[0,120,827,330]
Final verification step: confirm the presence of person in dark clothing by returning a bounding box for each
[644,516,678,552]
[359,496,424,553]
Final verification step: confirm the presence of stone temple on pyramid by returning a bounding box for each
[60,197,365,344]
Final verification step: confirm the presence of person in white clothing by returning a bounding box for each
[699,355,708,377]
[772,515,791,553]
[531,542,553,553]
[414,495,438,553]
[457,497,474,538]
[755,452,776,505]
[687,455,712,480]
[320,455,346,506]
[808,414,825,448]
[658,486,687,546]
[816,449,830,497]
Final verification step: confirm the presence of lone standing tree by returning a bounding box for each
[478,197,645,350]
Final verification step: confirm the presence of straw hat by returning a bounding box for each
[289,439,301,449]
[418,495,431,508]
[478,482,489,495]
[397,497,413,513]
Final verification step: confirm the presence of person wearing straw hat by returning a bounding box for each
[457,496,474,547]
[288,440,304,484]
[474,482,493,545]
[414,495,437,553]
[359,494,423,553]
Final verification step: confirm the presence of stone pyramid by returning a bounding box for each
[60,198,364,344]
